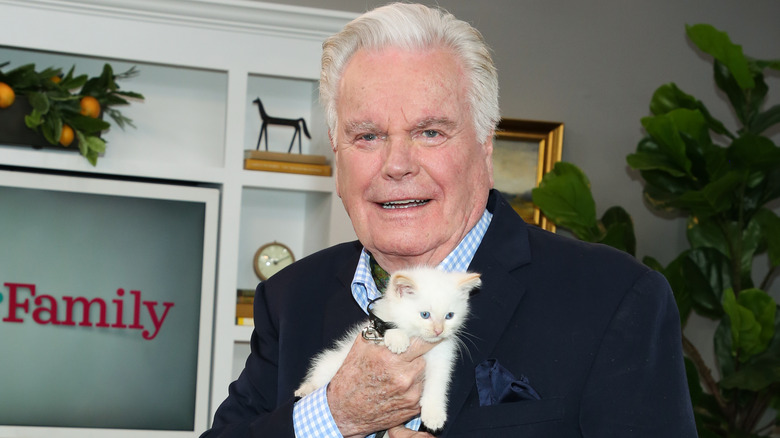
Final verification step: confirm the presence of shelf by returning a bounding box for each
[233,325,254,343]
[0,1,358,432]
[240,168,335,192]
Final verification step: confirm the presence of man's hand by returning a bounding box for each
[387,425,435,437]
[327,335,434,438]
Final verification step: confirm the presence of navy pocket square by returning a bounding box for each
[475,358,541,407]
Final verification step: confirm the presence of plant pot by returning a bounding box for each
[0,96,78,151]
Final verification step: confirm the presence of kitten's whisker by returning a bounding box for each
[453,331,477,362]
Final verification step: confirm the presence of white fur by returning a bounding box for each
[294,267,481,431]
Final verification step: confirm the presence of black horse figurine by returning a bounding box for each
[253,98,311,154]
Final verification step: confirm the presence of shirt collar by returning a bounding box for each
[350,208,493,314]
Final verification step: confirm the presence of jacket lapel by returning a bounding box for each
[445,191,532,428]
[322,246,366,344]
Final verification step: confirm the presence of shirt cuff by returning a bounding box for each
[292,384,420,438]
[293,385,343,438]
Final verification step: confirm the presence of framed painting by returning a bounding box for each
[492,118,564,231]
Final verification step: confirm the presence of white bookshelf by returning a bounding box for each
[0,0,357,427]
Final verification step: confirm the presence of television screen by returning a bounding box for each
[0,169,218,436]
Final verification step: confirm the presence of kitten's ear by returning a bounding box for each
[458,272,482,295]
[390,272,416,298]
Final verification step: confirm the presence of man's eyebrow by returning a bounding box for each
[415,117,457,130]
[343,120,380,135]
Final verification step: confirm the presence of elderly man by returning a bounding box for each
[202,3,696,437]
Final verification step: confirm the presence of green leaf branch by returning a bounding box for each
[0,62,144,166]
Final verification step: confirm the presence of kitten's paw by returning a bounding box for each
[420,405,447,432]
[383,330,410,354]
[294,382,317,398]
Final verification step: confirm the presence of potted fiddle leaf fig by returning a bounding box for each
[532,24,780,437]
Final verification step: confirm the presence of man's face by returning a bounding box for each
[333,46,494,271]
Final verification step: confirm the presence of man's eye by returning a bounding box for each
[360,133,378,141]
[422,130,440,138]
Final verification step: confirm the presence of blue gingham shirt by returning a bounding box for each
[293,209,493,438]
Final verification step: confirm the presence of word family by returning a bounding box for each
[1,283,174,340]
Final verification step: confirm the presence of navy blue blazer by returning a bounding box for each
[202,190,697,437]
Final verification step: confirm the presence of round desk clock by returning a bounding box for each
[253,241,295,281]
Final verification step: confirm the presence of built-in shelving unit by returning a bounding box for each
[0,0,356,427]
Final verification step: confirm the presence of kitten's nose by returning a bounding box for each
[433,324,443,336]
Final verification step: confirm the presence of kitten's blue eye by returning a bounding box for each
[445,312,455,320]
[420,311,431,319]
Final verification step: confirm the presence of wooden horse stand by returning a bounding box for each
[253,98,311,153]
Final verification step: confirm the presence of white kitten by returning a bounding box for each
[294,267,481,431]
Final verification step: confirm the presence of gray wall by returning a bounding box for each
[265,0,780,292]
[262,0,780,368]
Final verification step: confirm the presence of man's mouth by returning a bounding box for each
[381,199,430,209]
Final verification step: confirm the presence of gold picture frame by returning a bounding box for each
[492,118,564,231]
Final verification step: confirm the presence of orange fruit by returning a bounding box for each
[0,82,15,108]
[59,124,75,147]
[79,96,101,118]
[50,76,62,84]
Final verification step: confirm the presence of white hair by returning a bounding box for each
[320,2,500,145]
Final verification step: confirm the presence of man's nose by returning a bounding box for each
[381,136,419,180]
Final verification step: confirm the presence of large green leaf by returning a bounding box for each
[727,134,780,171]
[719,356,780,391]
[739,288,776,346]
[753,209,780,267]
[722,288,776,362]
[715,318,736,377]
[598,206,636,256]
[638,169,697,212]
[649,83,731,137]
[532,162,600,241]
[713,60,751,127]
[688,217,761,291]
[741,69,769,130]
[684,252,724,318]
[686,24,754,90]
[674,171,744,217]
[686,247,731,306]
[645,254,692,324]
[627,152,687,177]
[664,250,723,320]
[686,216,736,258]
[641,109,705,178]
[750,103,780,135]
[659,252,693,324]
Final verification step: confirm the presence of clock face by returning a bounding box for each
[253,242,295,280]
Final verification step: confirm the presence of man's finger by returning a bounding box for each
[386,425,434,438]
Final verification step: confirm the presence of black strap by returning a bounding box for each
[366,297,397,336]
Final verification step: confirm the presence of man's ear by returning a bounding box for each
[328,129,337,152]
[330,129,342,198]
[483,133,495,188]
